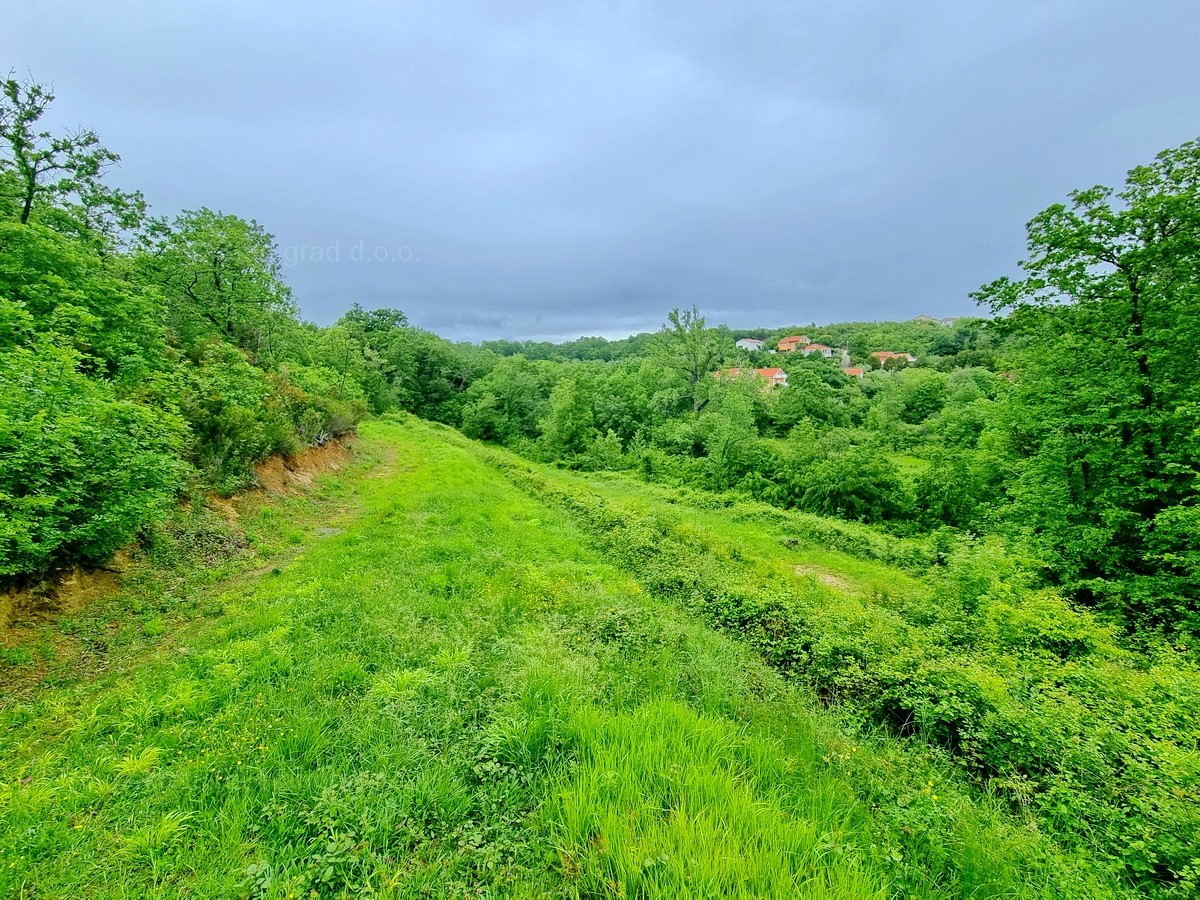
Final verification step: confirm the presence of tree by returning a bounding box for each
[975,138,1200,635]
[653,306,721,414]
[696,378,761,488]
[798,450,914,524]
[0,76,128,227]
[591,360,662,445]
[893,367,949,424]
[144,208,296,359]
[769,367,844,429]
[341,302,408,336]
[0,219,166,382]
[540,372,599,459]
[459,356,557,443]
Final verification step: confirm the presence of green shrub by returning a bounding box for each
[274,364,367,445]
[797,449,915,523]
[179,343,293,493]
[0,343,186,579]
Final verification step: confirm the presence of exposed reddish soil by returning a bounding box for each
[2,557,126,635]
[253,435,356,494]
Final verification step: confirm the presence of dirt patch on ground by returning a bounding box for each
[2,555,128,636]
[254,433,357,494]
[794,564,855,593]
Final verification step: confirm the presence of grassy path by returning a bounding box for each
[1,419,1119,898]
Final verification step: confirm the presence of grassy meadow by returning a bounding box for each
[0,418,1154,898]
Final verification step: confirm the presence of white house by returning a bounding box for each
[800,343,835,358]
[735,338,765,351]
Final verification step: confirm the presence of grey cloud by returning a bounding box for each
[6,1,1199,341]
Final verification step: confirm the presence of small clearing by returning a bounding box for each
[793,564,856,592]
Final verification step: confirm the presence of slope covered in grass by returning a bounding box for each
[2,418,1134,898]
[450,434,1198,896]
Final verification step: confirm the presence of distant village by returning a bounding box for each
[718,315,959,388]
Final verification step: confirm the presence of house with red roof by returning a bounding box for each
[871,351,917,367]
[842,366,865,378]
[756,367,789,388]
[715,367,789,389]
[800,343,834,358]
[774,335,810,353]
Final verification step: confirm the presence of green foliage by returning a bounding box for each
[768,366,845,428]
[0,77,381,580]
[892,367,950,424]
[0,220,166,382]
[177,343,290,493]
[975,137,1200,636]
[653,306,723,414]
[5,79,1199,898]
[482,330,657,362]
[0,76,135,232]
[695,379,762,488]
[539,371,599,458]
[459,356,557,443]
[2,419,1137,899]
[142,207,297,360]
[797,449,915,523]
[915,452,992,528]
[0,342,185,578]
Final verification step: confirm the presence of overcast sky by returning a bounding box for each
[7,2,1199,341]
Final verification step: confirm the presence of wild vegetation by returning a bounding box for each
[2,77,1198,897]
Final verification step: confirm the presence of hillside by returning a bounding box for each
[6,418,1184,899]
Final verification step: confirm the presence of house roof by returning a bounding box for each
[842,367,864,377]
[717,367,785,378]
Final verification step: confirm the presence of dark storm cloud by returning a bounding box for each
[6,1,1199,340]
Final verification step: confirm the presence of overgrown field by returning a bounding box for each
[1,419,1185,898]
[453,434,1200,893]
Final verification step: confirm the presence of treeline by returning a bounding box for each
[0,75,1008,590]
[478,317,995,368]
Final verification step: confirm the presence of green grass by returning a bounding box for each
[570,468,928,599]
[888,453,931,478]
[0,418,1135,897]
[449,432,1196,898]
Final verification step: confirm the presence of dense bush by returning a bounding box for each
[274,364,368,446]
[0,343,186,578]
[796,449,914,523]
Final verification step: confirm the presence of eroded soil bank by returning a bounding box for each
[1,435,357,643]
